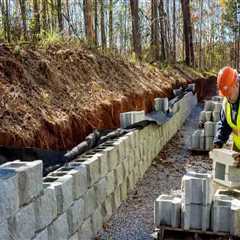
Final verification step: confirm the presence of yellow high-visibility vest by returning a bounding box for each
[225,98,240,151]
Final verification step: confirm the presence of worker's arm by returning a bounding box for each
[213,108,232,148]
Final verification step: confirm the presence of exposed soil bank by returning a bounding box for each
[0,43,215,150]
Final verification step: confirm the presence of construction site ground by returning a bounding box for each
[98,103,219,240]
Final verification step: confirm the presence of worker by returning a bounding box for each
[213,66,240,152]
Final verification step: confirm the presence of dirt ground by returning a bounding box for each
[0,43,215,150]
[98,103,225,240]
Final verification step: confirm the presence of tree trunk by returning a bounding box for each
[151,0,160,61]
[159,0,166,61]
[100,0,106,48]
[130,0,142,60]
[94,0,98,45]
[33,0,40,38]
[172,0,176,63]
[181,0,194,66]
[42,0,48,33]
[198,0,203,69]
[51,0,56,31]
[109,0,113,48]
[83,0,95,44]
[57,0,63,32]
[19,0,28,40]
[66,0,71,35]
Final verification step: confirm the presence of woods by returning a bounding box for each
[0,0,239,70]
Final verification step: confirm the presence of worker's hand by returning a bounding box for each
[213,143,221,149]
[198,121,204,129]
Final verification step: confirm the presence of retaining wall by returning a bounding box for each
[0,92,197,240]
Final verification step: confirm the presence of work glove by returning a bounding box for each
[233,154,240,168]
[213,143,222,149]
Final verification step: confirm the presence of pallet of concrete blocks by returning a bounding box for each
[154,98,169,113]
[210,148,240,188]
[181,171,213,231]
[120,110,145,128]
[212,189,240,236]
[154,194,181,228]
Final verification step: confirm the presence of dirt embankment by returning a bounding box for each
[0,43,215,150]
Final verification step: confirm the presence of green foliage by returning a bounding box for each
[39,31,63,48]
[222,0,238,33]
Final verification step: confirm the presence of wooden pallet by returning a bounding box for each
[153,226,240,240]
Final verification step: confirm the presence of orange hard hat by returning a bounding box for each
[217,66,238,96]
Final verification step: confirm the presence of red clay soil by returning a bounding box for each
[0,43,214,150]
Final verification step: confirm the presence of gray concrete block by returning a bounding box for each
[67,198,85,235]
[191,130,201,149]
[2,160,43,207]
[91,207,103,235]
[8,203,36,240]
[68,163,88,196]
[44,174,73,215]
[199,111,206,123]
[205,111,212,121]
[112,186,121,211]
[0,221,10,240]
[120,179,128,202]
[94,177,107,205]
[230,199,240,236]
[214,102,222,112]
[82,154,100,186]
[102,195,113,222]
[106,171,115,196]
[204,100,214,111]
[57,164,88,199]
[154,98,168,112]
[69,232,79,240]
[33,228,48,240]
[182,171,213,205]
[106,146,119,172]
[48,213,69,240]
[84,187,97,219]
[0,168,19,224]
[78,217,94,240]
[212,96,224,102]
[182,204,210,230]
[200,130,205,150]
[205,136,214,151]
[34,185,58,231]
[154,195,181,227]
[114,163,124,186]
[120,111,145,128]
[204,121,215,137]
[213,111,220,122]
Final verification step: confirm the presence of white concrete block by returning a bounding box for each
[204,100,214,111]
[102,195,113,222]
[34,185,58,231]
[154,98,168,112]
[57,164,87,199]
[200,130,205,150]
[230,199,240,236]
[2,160,43,206]
[48,213,69,240]
[78,217,94,240]
[8,203,35,240]
[91,207,103,235]
[94,177,107,205]
[112,186,121,210]
[106,146,119,171]
[205,136,214,151]
[69,232,79,240]
[120,179,128,202]
[67,198,85,235]
[182,171,213,205]
[84,187,97,219]
[182,204,210,230]
[214,102,222,112]
[154,195,181,227]
[44,174,73,215]
[33,228,48,240]
[0,168,19,224]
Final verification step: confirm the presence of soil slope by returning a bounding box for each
[0,43,212,150]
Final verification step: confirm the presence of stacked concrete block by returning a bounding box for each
[181,171,213,230]
[210,148,240,188]
[212,111,220,122]
[0,168,19,224]
[120,110,145,128]
[1,160,43,207]
[191,130,201,149]
[211,189,240,233]
[204,100,215,111]
[154,195,181,227]
[154,98,169,112]
[212,96,224,102]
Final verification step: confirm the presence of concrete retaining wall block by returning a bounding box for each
[33,229,48,240]
[78,217,94,240]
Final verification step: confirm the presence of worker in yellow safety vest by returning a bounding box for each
[213,66,240,153]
